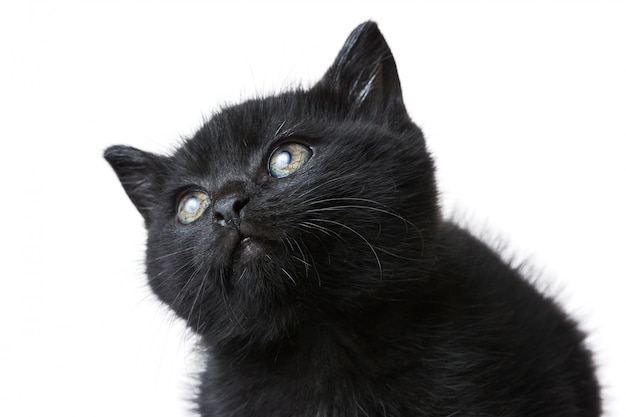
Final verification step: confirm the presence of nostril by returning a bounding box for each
[213,194,249,226]
[232,197,249,215]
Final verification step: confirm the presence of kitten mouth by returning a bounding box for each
[232,235,264,264]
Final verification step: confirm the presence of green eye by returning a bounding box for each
[177,191,210,224]
[268,143,312,178]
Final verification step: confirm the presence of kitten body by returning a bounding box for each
[105,22,601,416]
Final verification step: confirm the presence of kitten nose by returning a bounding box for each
[213,194,249,226]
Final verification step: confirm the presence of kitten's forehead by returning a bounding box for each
[176,98,287,173]
[176,91,331,177]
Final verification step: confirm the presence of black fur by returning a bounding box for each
[104,22,601,416]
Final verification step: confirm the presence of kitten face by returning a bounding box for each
[105,22,438,347]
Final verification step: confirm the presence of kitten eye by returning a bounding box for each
[268,143,312,178]
[177,191,210,224]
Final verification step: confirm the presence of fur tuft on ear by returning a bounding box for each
[317,21,406,117]
[104,145,166,224]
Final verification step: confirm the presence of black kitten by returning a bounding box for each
[105,22,601,417]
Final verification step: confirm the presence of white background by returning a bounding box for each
[1,1,624,416]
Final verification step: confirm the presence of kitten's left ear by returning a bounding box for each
[316,21,406,118]
[104,145,166,225]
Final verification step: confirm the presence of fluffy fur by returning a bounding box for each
[105,22,601,416]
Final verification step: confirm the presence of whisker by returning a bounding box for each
[273,119,287,137]
[313,218,383,279]
[167,261,202,307]
[302,197,425,255]
[219,269,246,330]
[292,228,326,286]
[236,267,249,285]
[145,246,196,265]
[150,258,195,296]
[293,176,346,201]
[280,267,297,285]
[299,221,343,240]
[184,266,206,327]
[308,201,415,227]
[192,270,210,333]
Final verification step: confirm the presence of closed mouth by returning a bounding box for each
[232,235,264,264]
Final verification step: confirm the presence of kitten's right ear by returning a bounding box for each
[104,145,166,225]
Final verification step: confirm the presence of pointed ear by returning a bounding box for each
[104,145,166,225]
[317,21,406,117]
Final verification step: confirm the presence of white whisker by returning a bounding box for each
[313,218,383,279]
[281,267,297,285]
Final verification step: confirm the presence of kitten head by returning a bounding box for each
[105,22,438,350]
